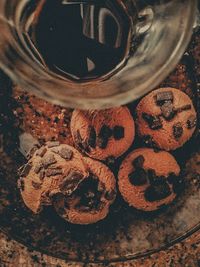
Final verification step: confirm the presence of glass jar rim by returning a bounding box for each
[0,0,197,109]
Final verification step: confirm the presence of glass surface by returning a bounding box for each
[0,32,200,262]
[0,0,197,108]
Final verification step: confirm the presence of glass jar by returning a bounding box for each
[0,0,198,109]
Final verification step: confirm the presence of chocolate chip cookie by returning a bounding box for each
[118,148,181,211]
[135,88,197,151]
[70,107,135,161]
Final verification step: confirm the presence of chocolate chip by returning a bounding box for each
[36,147,47,157]
[46,168,63,177]
[148,171,172,192]
[80,194,101,210]
[144,181,171,202]
[18,178,25,191]
[97,125,113,149]
[85,190,95,198]
[39,170,45,180]
[186,115,197,129]
[74,176,103,211]
[57,147,73,160]
[155,91,173,106]
[160,101,176,120]
[88,126,96,148]
[47,141,60,148]
[147,169,157,183]
[132,155,145,168]
[113,126,124,140]
[32,181,42,190]
[59,171,84,195]
[42,154,57,168]
[129,168,148,186]
[142,113,162,130]
[173,123,183,140]
[105,189,116,201]
[27,146,38,159]
[34,162,42,174]
[176,104,192,113]
[97,137,108,149]
[99,125,113,138]
[149,175,166,186]
[19,163,32,177]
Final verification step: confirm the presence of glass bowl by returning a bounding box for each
[0,29,200,263]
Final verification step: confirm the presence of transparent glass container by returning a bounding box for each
[0,0,197,109]
[0,26,200,263]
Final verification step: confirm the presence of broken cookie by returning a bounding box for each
[18,143,88,213]
[53,157,116,225]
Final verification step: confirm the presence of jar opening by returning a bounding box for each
[16,0,132,81]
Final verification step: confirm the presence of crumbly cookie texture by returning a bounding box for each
[53,157,116,225]
[118,148,181,211]
[18,142,116,224]
[18,142,88,213]
[136,88,197,151]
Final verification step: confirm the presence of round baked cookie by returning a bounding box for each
[70,107,135,161]
[18,142,88,213]
[53,157,116,225]
[136,88,197,151]
[13,87,74,145]
[118,148,181,211]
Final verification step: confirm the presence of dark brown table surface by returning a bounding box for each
[0,229,200,267]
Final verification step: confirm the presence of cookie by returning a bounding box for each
[53,157,116,224]
[70,107,135,160]
[18,143,88,213]
[135,88,197,151]
[118,148,181,211]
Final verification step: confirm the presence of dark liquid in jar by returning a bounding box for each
[29,0,131,80]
